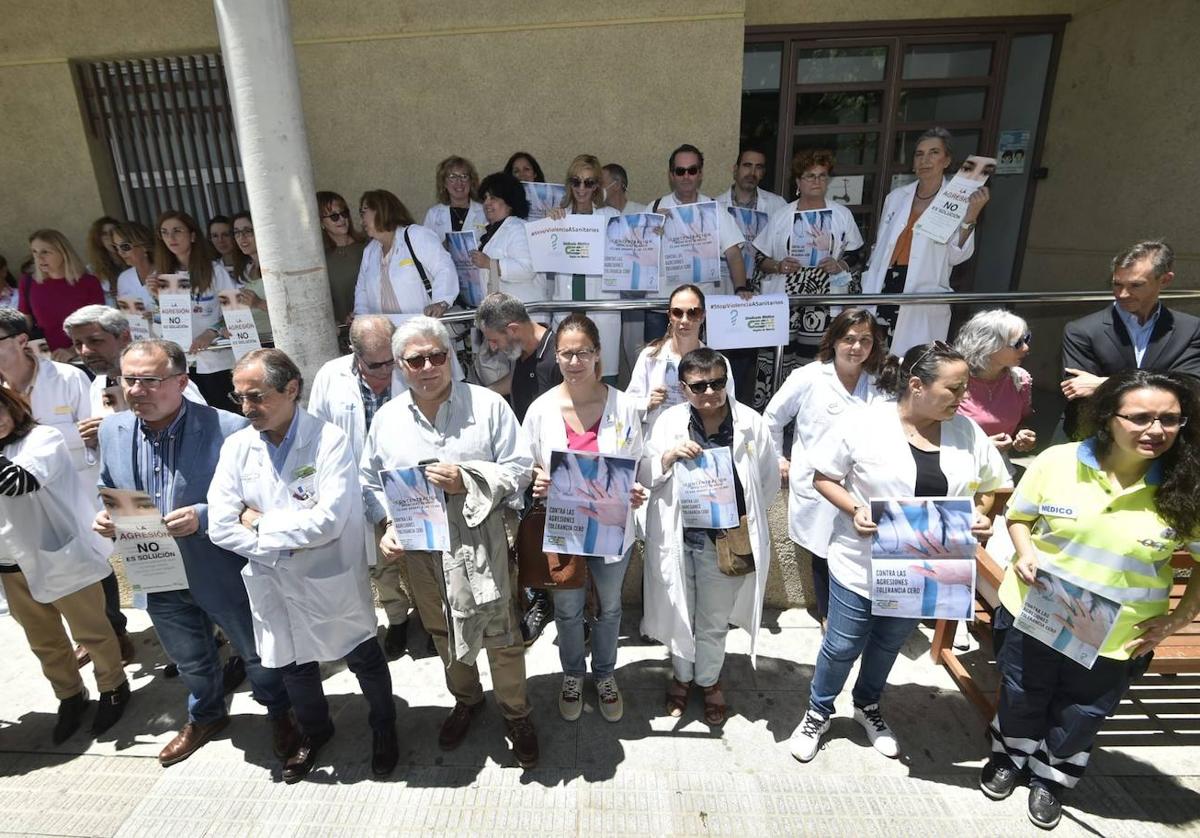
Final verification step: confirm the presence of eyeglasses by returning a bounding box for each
[0,333,17,342]
[800,173,831,182]
[907,340,953,374]
[670,306,704,321]
[322,210,350,222]
[401,351,449,371]
[672,165,701,177]
[684,377,728,395]
[228,390,269,405]
[1115,412,1188,431]
[569,177,598,189]
[357,354,396,372]
[232,228,254,239]
[160,227,188,238]
[445,173,470,183]
[557,349,597,363]
[1010,332,1032,349]
[120,373,184,389]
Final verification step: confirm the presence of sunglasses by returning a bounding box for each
[569,177,597,189]
[907,340,954,374]
[116,242,137,252]
[1011,332,1032,349]
[672,165,701,177]
[228,390,268,405]
[401,351,449,371]
[670,306,704,321]
[684,377,727,395]
[357,354,396,372]
[323,210,350,222]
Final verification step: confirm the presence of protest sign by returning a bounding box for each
[662,201,721,289]
[913,155,996,244]
[996,130,1029,174]
[100,488,188,594]
[117,296,153,341]
[380,467,451,552]
[522,182,567,222]
[157,274,193,355]
[526,214,607,275]
[1013,566,1121,669]
[724,207,769,285]
[789,209,835,267]
[543,450,636,558]
[602,212,664,292]
[704,293,789,351]
[676,447,737,529]
[218,289,262,360]
[446,231,487,306]
[869,496,977,620]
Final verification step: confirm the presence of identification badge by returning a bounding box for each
[290,464,318,508]
[398,258,414,268]
[1039,503,1077,519]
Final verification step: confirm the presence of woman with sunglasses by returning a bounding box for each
[983,370,1200,830]
[953,309,1037,464]
[85,216,124,308]
[207,216,238,274]
[316,191,367,330]
[627,284,736,432]
[764,308,887,630]
[643,346,780,726]
[788,341,1008,764]
[521,313,645,724]
[422,156,488,245]
[150,209,238,409]
[229,212,274,347]
[112,221,159,318]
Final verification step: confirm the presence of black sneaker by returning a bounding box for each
[505,716,539,769]
[382,623,409,659]
[1028,782,1062,830]
[53,689,89,745]
[520,591,552,645]
[91,681,131,735]
[980,757,1021,800]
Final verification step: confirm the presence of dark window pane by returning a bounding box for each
[892,129,980,165]
[741,43,783,189]
[796,46,887,84]
[897,87,986,123]
[794,132,878,167]
[902,43,993,79]
[796,91,883,126]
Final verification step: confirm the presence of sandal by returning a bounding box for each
[666,678,692,717]
[702,682,728,726]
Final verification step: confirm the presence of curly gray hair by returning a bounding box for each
[952,309,1029,384]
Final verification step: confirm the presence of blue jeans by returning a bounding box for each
[278,636,395,738]
[147,588,290,725]
[551,549,630,679]
[808,576,919,717]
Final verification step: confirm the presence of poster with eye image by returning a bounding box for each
[912,155,996,244]
[603,212,664,292]
[661,201,721,289]
[379,466,450,552]
[447,231,488,306]
[789,209,834,268]
[1013,566,1121,669]
[869,496,977,620]
[116,296,153,341]
[724,206,770,286]
[543,450,636,558]
[218,290,262,360]
[704,293,789,351]
[522,182,568,222]
[157,274,193,356]
[676,446,737,529]
[100,488,188,594]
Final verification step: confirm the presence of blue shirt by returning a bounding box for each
[262,409,301,476]
[1113,302,1161,367]
[134,399,189,517]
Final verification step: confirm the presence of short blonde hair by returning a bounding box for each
[561,154,604,210]
[29,229,86,284]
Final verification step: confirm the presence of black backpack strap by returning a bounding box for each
[651,198,661,214]
[403,226,433,298]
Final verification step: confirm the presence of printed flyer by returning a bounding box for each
[602,212,664,292]
[522,182,568,222]
[100,488,188,594]
[380,466,451,552]
[676,447,737,529]
[661,201,720,289]
[447,230,487,306]
[543,450,636,558]
[913,155,996,244]
[1013,566,1121,669]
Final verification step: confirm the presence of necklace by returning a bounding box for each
[915,186,939,201]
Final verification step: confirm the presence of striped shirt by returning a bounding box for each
[358,373,391,433]
[999,439,1200,659]
[134,400,189,517]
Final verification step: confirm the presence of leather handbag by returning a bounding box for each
[513,501,587,589]
[715,514,755,577]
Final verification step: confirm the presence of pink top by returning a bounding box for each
[564,416,601,452]
[19,273,105,350]
[958,367,1032,437]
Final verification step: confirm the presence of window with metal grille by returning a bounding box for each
[75,54,249,225]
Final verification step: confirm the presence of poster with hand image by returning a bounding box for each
[447,231,487,306]
[912,155,996,244]
[157,274,193,355]
[724,206,769,286]
[522,182,567,222]
[602,211,664,292]
[676,446,737,529]
[380,466,451,552]
[100,487,188,593]
[543,450,636,558]
[1013,566,1121,669]
[661,201,720,288]
[219,289,261,360]
[789,209,834,267]
[869,496,977,620]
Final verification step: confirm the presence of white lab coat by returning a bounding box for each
[0,426,112,603]
[861,180,976,356]
[763,361,884,552]
[207,408,376,667]
[752,200,864,295]
[481,216,545,303]
[625,343,736,433]
[549,206,621,373]
[116,266,157,312]
[422,201,489,243]
[646,192,746,297]
[619,200,648,216]
[808,400,1010,598]
[642,401,780,665]
[26,357,95,484]
[353,225,458,315]
[181,262,238,374]
[521,385,645,563]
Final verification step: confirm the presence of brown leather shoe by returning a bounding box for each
[117,632,136,665]
[158,717,231,766]
[74,645,91,669]
[282,729,333,784]
[271,712,301,759]
[438,701,483,751]
[505,715,539,769]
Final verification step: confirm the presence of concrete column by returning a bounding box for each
[213,0,338,397]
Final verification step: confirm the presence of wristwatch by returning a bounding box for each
[960,221,977,232]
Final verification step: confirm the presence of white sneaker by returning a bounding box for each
[854,703,900,758]
[788,709,830,762]
[559,675,583,722]
[596,675,623,722]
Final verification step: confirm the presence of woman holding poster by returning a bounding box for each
[644,347,779,727]
[421,156,487,244]
[112,221,159,317]
[788,341,1007,764]
[469,172,544,304]
[860,127,989,355]
[229,212,274,346]
[983,371,1200,830]
[522,314,645,725]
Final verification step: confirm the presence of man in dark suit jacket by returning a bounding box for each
[1061,240,1200,436]
[95,339,296,766]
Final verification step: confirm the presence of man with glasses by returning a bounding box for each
[360,317,539,769]
[644,144,748,341]
[208,348,397,782]
[94,339,294,766]
[308,315,428,659]
[1061,240,1200,437]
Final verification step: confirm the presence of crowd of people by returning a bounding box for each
[1,126,1199,831]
